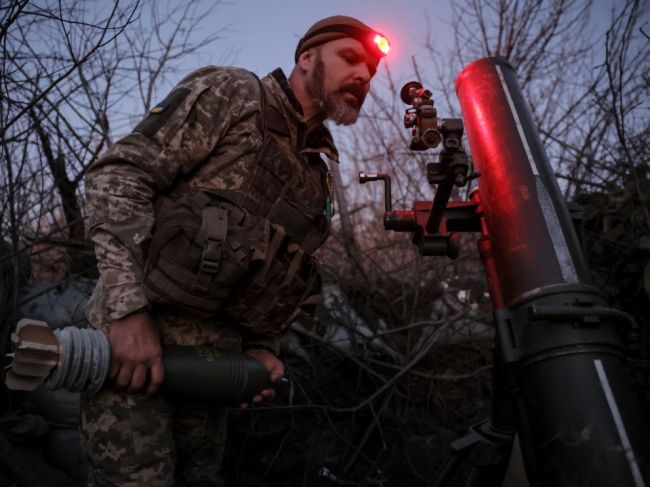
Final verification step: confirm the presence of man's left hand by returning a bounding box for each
[241,348,285,408]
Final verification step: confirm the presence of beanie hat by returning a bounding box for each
[295,15,389,63]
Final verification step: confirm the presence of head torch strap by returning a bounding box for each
[296,24,389,61]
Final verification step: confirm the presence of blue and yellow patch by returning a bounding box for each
[150,102,168,114]
[133,87,190,138]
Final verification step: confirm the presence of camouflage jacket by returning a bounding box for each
[84,67,339,353]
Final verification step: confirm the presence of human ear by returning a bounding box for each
[298,48,315,70]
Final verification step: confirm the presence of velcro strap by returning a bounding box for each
[199,206,228,274]
[254,223,286,284]
[280,244,304,289]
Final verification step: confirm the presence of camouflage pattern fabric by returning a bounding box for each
[82,310,241,486]
[82,392,229,487]
[85,66,338,350]
[83,66,339,485]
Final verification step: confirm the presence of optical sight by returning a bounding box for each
[401,81,465,152]
[401,81,442,150]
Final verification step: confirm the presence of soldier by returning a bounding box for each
[82,15,389,487]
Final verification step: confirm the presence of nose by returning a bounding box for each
[354,63,372,85]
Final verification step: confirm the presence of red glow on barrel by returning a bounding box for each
[456,58,567,304]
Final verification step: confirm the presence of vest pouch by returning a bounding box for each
[266,195,329,254]
[225,237,322,336]
[143,192,269,317]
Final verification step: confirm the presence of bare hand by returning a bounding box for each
[240,348,284,408]
[109,311,164,395]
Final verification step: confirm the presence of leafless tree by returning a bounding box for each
[0,0,647,484]
[0,0,231,278]
[0,0,232,420]
[420,0,648,198]
[290,1,649,483]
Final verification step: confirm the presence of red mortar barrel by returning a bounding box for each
[456,57,589,305]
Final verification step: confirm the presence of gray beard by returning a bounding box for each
[305,55,359,126]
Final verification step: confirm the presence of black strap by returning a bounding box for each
[199,206,228,273]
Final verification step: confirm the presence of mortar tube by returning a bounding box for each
[456,57,650,486]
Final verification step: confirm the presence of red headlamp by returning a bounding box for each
[372,33,391,56]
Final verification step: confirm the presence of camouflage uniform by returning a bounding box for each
[82,67,338,486]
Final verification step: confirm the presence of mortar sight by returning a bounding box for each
[400,81,430,104]
[400,80,465,152]
[400,81,441,151]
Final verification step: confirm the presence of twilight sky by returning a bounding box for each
[214,0,450,81]
[197,0,616,85]
[92,0,620,136]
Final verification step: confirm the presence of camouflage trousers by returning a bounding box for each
[81,391,228,487]
[81,306,243,487]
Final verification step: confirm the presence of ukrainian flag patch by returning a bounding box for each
[150,102,168,113]
[133,87,191,138]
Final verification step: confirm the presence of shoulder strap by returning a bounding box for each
[247,71,268,137]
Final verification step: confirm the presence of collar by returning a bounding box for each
[270,68,303,115]
[303,122,339,163]
[266,68,340,163]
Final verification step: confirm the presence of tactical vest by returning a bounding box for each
[143,74,329,336]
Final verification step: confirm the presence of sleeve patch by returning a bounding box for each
[133,87,192,138]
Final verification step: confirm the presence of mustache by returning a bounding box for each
[339,83,367,107]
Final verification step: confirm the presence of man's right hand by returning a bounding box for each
[109,311,164,395]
